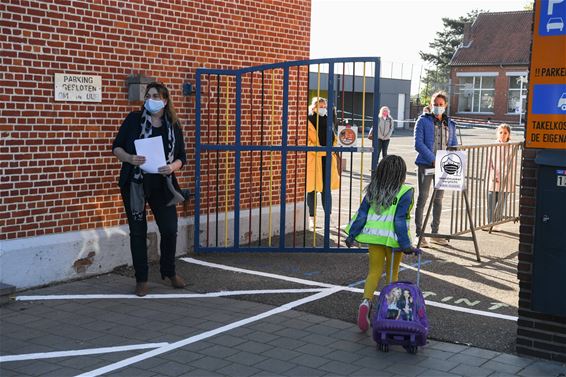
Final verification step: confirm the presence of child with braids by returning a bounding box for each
[345,155,416,332]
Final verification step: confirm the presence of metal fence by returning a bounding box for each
[193,57,381,253]
[450,141,522,235]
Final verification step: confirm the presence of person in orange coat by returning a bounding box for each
[306,97,340,229]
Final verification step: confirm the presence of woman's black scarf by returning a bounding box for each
[130,110,184,221]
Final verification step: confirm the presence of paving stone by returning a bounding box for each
[355,355,395,370]
[417,347,456,361]
[291,353,329,368]
[324,349,364,364]
[448,352,490,367]
[199,344,240,359]
[254,358,296,374]
[328,339,367,353]
[283,365,327,376]
[302,333,336,346]
[385,361,429,377]
[236,340,275,354]
[319,359,363,375]
[216,363,260,377]
[416,357,461,372]
[518,360,566,376]
[307,323,341,336]
[481,359,524,374]
[249,322,286,333]
[325,318,356,330]
[208,333,248,347]
[159,349,206,364]
[274,327,310,339]
[183,368,223,376]
[460,347,502,360]
[268,336,307,350]
[350,367,396,376]
[189,356,232,371]
[261,347,301,362]
[294,343,333,357]
[226,351,267,366]
[3,360,62,376]
[281,318,314,330]
[245,330,280,344]
[107,366,160,377]
[491,353,536,368]
[449,364,493,377]
[428,342,470,354]
[417,371,461,377]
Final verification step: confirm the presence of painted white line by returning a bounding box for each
[0,343,169,363]
[15,288,325,301]
[182,258,517,321]
[427,300,516,321]
[181,257,336,288]
[76,287,341,377]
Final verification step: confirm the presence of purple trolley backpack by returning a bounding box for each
[372,248,428,354]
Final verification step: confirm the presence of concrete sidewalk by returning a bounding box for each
[1,273,565,377]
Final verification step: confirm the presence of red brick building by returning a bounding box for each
[0,0,311,288]
[449,11,533,125]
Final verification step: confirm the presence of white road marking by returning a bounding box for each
[0,343,169,363]
[181,257,518,321]
[75,288,341,377]
[15,288,325,301]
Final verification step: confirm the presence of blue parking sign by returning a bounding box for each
[532,84,566,114]
[540,0,566,36]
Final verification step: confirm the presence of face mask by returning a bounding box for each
[317,108,327,117]
[382,111,389,117]
[144,99,165,114]
[432,106,445,116]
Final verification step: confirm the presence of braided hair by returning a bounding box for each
[365,155,407,213]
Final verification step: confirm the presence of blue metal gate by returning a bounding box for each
[194,57,380,253]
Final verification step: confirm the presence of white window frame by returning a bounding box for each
[506,72,528,116]
[456,72,498,114]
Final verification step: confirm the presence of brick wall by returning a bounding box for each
[517,149,566,363]
[0,0,311,241]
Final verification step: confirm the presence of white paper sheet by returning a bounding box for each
[134,136,166,174]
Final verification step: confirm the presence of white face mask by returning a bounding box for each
[144,99,165,114]
[317,108,327,117]
[432,106,445,116]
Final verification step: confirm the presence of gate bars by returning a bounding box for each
[194,57,381,253]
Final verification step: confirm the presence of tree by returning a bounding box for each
[418,10,482,104]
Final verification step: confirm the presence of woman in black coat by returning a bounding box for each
[112,82,187,297]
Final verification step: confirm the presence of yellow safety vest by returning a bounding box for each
[345,184,413,248]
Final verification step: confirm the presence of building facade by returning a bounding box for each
[449,11,532,125]
[0,0,311,288]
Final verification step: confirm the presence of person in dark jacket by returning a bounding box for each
[413,91,458,247]
[112,82,187,297]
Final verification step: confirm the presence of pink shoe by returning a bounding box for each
[357,299,371,332]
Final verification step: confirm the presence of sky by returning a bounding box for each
[310,0,531,92]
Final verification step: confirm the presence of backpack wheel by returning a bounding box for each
[378,343,389,352]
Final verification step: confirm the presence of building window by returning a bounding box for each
[457,76,495,113]
[508,75,528,114]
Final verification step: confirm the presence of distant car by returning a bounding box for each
[547,17,564,32]
[558,93,566,111]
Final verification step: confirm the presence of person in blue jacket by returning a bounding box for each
[414,91,458,247]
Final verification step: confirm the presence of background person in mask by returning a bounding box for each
[413,91,458,247]
[112,82,187,297]
[369,105,394,167]
[306,97,340,230]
